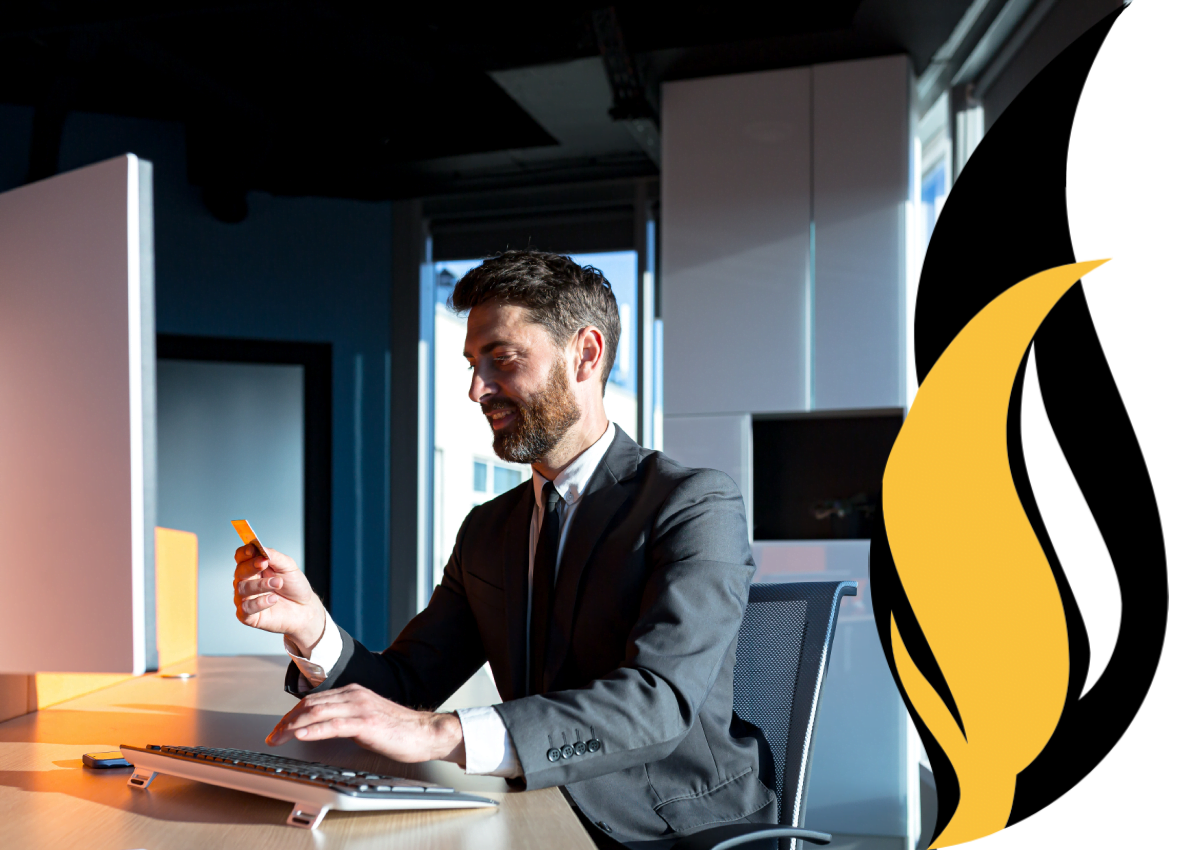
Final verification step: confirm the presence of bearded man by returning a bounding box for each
[232,251,773,848]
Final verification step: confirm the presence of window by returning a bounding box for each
[918,92,952,249]
[430,251,643,597]
[416,181,665,608]
[910,93,953,408]
[494,466,522,494]
[471,458,524,499]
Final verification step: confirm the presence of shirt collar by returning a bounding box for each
[533,422,617,509]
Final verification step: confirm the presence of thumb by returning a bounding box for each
[261,547,301,574]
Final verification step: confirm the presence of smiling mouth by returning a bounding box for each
[487,408,516,429]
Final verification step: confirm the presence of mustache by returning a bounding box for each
[481,399,518,415]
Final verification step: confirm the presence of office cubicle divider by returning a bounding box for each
[0,154,156,675]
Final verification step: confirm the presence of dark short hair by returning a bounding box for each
[450,250,621,392]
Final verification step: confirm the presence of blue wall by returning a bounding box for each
[0,105,394,649]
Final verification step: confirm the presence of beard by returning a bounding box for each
[484,358,581,464]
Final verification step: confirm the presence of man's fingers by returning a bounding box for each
[270,687,370,732]
[233,556,267,580]
[276,690,364,725]
[260,547,300,574]
[237,575,283,599]
[269,701,361,745]
[234,543,269,564]
[288,700,355,729]
[239,593,279,615]
[292,718,362,742]
[270,716,361,746]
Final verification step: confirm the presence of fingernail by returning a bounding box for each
[295,729,306,738]
[268,578,280,589]
[267,594,277,603]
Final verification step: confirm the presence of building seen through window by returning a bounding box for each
[918,91,952,248]
[431,251,638,586]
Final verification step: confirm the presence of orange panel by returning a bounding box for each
[30,672,133,710]
[155,527,199,668]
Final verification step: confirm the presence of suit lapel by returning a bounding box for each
[502,483,535,700]
[544,429,640,690]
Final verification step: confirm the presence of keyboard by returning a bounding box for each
[120,744,497,829]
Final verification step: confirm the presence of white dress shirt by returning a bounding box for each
[287,421,618,777]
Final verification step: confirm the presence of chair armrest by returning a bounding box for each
[670,824,831,850]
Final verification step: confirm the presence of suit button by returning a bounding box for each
[573,741,587,755]
[587,739,602,753]
[597,821,613,833]
[561,744,574,759]
[546,748,561,763]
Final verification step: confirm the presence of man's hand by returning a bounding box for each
[266,684,466,765]
[232,544,325,655]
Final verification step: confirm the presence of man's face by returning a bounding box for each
[463,303,580,464]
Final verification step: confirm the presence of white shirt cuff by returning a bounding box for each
[455,706,523,777]
[283,611,343,693]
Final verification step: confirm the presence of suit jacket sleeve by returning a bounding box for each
[284,511,488,709]
[494,468,755,790]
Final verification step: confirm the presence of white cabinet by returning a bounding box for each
[813,56,910,410]
[662,56,910,419]
[662,68,812,417]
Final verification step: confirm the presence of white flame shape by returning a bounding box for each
[1020,346,1121,696]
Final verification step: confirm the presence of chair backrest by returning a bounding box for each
[733,580,857,837]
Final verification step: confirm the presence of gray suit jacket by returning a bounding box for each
[287,429,776,843]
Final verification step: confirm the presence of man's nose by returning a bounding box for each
[469,368,493,404]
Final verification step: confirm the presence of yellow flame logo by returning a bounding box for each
[884,260,1105,846]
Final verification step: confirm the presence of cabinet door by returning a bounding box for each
[813,55,910,411]
[662,68,812,416]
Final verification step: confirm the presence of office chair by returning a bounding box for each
[672,580,857,850]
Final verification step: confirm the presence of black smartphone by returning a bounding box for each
[83,751,132,769]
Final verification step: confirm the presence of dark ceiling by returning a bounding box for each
[0,1,980,206]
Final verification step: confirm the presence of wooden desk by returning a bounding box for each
[0,656,596,849]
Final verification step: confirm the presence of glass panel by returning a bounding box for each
[921,163,949,246]
[431,251,637,582]
[494,466,522,495]
[434,259,531,574]
[570,251,638,442]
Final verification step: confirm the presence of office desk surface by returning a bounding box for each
[0,656,596,850]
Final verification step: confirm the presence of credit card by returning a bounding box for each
[231,519,268,561]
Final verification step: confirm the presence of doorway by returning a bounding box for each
[156,335,331,655]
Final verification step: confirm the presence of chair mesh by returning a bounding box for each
[733,597,808,816]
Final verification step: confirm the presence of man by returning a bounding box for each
[233,251,774,847]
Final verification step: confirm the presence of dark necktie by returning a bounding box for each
[530,481,561,695]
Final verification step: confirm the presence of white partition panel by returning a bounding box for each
[663,413,753,540]
[0,155,155,673]
[813,55,911,411]
[662,68,811,416]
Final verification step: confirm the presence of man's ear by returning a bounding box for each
[573,326,606,384]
